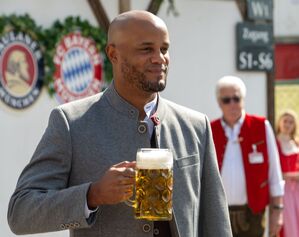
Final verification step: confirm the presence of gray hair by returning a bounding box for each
[216,75,247,99]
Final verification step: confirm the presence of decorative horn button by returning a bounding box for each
[138,122,147,134]
[142,223,151,233]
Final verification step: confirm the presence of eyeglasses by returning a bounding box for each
[220,96,241,104]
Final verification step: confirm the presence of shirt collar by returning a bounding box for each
[144,94,158,119]
[221,110,246,129]
[221,110,246,141]
[104,81,163,122]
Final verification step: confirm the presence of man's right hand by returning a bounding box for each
[87,161,136,209]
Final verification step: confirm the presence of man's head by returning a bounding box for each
[7,50,30,82]
[216,75,246,126]
[106,10,170,96]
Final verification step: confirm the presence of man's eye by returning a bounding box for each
[141,48,152,52]
[161,48,168,54]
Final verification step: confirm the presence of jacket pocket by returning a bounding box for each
[175,154,199,168]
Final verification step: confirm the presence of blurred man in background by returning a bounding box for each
[211,75,284,237]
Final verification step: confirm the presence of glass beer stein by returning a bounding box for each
[126,148,173,221]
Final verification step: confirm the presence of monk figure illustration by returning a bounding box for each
[5,50,31,97]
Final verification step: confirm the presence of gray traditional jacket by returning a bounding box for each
[8,83,232,237]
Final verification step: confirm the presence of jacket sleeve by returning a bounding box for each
[198,115,232,237]
[7,108,97,235]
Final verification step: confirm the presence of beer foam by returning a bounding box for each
[136,149,173,169]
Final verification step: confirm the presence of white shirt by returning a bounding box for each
[85,94,158,218]
[278,135,299,155]
[143,94,158,138]
[221,113,285,206]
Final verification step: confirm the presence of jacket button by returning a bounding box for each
[153,228,160,235]
[142,223,151,232]
[74,222,80,228]
[138,123,147,134]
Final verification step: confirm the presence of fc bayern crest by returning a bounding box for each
[53,32,104,103]
[0,31,43,109]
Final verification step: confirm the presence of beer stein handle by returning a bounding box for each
[124,176,136,207]
[124,196,135,207]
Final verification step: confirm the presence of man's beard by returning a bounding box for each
[121,61,167,93]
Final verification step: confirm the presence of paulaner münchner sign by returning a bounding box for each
[0,31,44,109]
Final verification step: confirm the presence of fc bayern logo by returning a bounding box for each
[53,32,104,103]
[0,31,43,109]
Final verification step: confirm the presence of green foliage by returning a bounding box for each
[0,14,44,39]
[167,0,179,16]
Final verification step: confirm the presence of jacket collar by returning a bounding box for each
[103,81,166,123]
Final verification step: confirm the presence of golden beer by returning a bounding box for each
[134,149,173,221]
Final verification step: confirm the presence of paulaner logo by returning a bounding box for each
[53,32,104,103]
[0,31,43,109]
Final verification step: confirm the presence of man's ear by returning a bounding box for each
[106,44,118,64]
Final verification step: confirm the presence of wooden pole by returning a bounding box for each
[119,0,131,13]
[267,71,275,127]
[87,0,110,34]
[147,0,164,15]
[235,0,246,20]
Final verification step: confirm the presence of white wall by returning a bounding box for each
[274,0,299,37]
[0,0,272,236]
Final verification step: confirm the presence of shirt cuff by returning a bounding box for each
[270,180,285,197]
[84,200,99,219]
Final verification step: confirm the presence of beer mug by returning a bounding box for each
[126,148,173,221]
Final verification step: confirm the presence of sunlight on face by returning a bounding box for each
[279,114,295,136]
[218,86,244,126]
[118,21,170,93]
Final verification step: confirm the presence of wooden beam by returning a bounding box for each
[119,0,131,14]
[147,0,164,15]
[87,0,110,34]
[235,0,247,20]
[267,71,275,127]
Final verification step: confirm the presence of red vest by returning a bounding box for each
[277,140,299,173]
[211,114,269,213]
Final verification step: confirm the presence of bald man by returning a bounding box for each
[8,11,232,237]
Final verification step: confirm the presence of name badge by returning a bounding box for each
[249,144,264,164]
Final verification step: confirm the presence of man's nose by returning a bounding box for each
[151,51,167,64]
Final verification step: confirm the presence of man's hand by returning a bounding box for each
[269,207,283,237]
[87,161,136,209]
